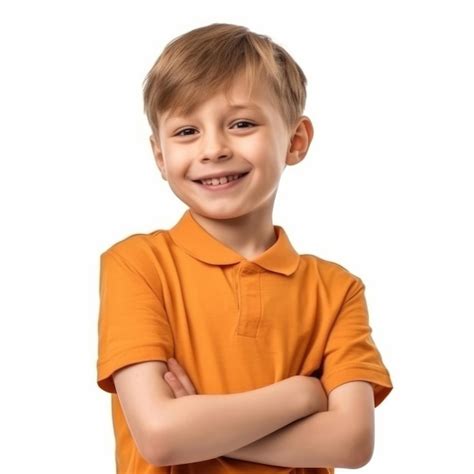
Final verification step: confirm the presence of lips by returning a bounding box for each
[192,171,251,189]
[192,171,250,184]
[192,171,250,182]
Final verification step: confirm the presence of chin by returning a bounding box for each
[191,206,248,221]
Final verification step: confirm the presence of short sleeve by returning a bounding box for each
[319,277,393,408]
[96,248,174,394]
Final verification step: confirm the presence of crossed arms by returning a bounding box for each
[112,359,374,469]
[221,380,375,469]
[131,361,375,469]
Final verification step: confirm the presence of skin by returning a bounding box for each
[149,79,375,468]
[150,71,317,430]
[149,72,314,260]
[164,358,198,397]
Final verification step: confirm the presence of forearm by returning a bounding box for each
[157,376,310,466]
[222,409,355,469]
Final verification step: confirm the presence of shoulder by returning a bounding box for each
[299,253,364,295]
[101,228,168,262]
[99,229,171,285]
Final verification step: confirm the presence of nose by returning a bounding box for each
[199,129,232,162]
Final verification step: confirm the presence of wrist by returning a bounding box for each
[284,375,317,418]
[311,378,328,413]
[292,375,327,415]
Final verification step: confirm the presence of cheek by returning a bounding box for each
[245,132,281,161]
[163,157,189,178]
[240,134,269,155]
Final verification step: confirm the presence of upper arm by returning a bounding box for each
[328,380,375,468]
[112,360,174,466]
[319,276,393,409]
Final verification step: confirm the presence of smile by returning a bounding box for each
[192,171,250,191]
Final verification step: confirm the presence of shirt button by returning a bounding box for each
[241,263,257,274]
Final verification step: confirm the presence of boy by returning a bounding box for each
[96,23,393,474]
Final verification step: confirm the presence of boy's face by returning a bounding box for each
[150,74,312,221]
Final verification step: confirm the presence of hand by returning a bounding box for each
[164,358,198,398]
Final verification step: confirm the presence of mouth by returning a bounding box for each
[192,171,250,186]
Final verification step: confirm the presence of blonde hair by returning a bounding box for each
[143,23,307,138]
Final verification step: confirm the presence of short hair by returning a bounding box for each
[143,23,307,138]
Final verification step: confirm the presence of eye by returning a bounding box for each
[175,128,196,137]
[174,121,255,137]
[232,120,255,129]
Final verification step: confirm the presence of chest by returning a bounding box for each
[170,261,317,350]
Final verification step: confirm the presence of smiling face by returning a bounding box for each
[150,72,312,221]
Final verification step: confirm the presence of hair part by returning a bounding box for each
[142,23,307,139]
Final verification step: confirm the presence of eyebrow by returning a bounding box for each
[165,103,263,125]
[226,103,262,110]
[173,103,263,117]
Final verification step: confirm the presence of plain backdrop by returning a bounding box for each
[1,0,473,472]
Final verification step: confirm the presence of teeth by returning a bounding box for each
[200,173,243,186]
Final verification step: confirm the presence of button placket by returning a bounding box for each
[236,262,262,337]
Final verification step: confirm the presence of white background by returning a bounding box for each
[1,0,473,472]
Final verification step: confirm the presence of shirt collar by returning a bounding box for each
[168,209,300,276]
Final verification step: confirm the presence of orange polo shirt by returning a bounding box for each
[96,208,393,474]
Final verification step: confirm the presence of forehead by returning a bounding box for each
[161,77,278,123]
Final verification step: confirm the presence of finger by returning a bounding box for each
[167,359,197,395]
[164,371,188,398]
[164,366,190,397]
[167,360,196,395]
[163,372,179,397]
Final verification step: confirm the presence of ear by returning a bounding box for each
[149,134,167,181]
[286,116,314,166]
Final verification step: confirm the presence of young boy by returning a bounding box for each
[96,23,393,474]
